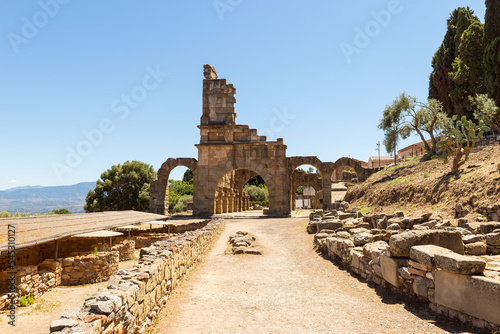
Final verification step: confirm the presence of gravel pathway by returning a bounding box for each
[155,217,486,334]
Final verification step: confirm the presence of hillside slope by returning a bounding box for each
[0,182,95,213]
[345,145,500,220]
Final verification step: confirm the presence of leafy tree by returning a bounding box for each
[434,115,490,174]
[182,169,193,184]
[378,93,447,161]
[484,0,500,112]
[246,175,266,187]
[243,185,269,202]
[295,185,303,195]
[84,161,156,212]
[448,22,486,117]
[50,208,71,215]
[167,179,193,213]
[473,94,500,133]
[429,7,481,117]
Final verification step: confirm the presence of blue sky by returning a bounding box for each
[0,0,487,190]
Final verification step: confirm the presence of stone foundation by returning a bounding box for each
[111,241,135,262]
[61,252,119,286]
[49,219,224,334]
[0,259,62,312]
[314,209,500,331]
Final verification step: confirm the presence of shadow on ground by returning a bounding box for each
[315,248,490,334]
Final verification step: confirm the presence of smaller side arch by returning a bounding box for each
[291,170,323,210]
[150,157,198,215]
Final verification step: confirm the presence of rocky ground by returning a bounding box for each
[154,216,486,334]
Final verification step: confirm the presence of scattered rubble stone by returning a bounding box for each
[228,231,262,255]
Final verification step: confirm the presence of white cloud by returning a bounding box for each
[9,180,17,184]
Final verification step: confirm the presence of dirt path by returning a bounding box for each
[155,217,485,334]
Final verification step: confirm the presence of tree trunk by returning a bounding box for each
[415,128,432,155]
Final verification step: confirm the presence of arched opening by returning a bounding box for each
[293,184,322,210]
[332,165,359,183]
[214,169,267,214]
[291,165,323,211]
[167,166,194,214]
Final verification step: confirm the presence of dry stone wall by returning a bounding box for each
[0,259,62,312]
[49,219,223,334]
[312,206,500,331]
[111,240,135,262]
[61,252,119,286]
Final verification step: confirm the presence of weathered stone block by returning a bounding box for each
[434,253,486,275]
[462,234,485,244]
[486,232,500,246]
[464,242,487,255]
[390,231,464,258]
[379,252,408,288]
[435,269,500,326]
[410,245,454,267]
[363,241,389,259]
[50,319,79,332]
[413,276,433,297]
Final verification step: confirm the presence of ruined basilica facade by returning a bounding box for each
[150,66,377,217]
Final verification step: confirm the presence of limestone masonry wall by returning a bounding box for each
[311,204,500,331]
[0,259,62,312]
[111,240,135,262]
[49,219,224,334]
[61,252,119,286]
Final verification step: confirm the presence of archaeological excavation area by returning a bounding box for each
[1,67,499,334]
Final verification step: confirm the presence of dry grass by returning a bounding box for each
[346,145,500,220]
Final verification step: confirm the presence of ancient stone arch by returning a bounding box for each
[150,158,198,214]
[150,66,379,217]
[291,170,323,210]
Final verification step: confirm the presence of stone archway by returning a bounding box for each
[287,157,333,211]
[150,66,380,217]
[150,158,197,214]
[290,169,323,210]
[214,169,266,214]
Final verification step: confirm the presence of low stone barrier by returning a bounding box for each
[61,252,119,286]
[314,208,500,332]
[111,240,135,261]
[132,220,212,249]
[49,219,223,334]
[0,259,62,312]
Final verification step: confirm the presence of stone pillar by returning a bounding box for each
[242,195,249,211]
[227,191,234,213]
[322,175,332,211]
[221,191,228,213]
[150,179,168,214]
[215,189,223,214]
[234,191,241,212]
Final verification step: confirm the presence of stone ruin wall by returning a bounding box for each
[310,207,500,331]
[150,66,381,218]
[48,219,224,334]
[0,220,212,313]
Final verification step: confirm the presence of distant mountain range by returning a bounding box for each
[0,182,95,214]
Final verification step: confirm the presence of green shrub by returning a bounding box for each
[170,195,193,213]
[20,296,34,306]
[50,208,71,214]
[250,200,269,207]
[243,185,269,202]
